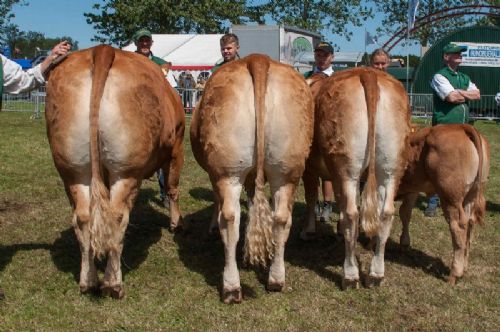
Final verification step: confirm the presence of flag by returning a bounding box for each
[407,0,420,32]
[365,31,378,46]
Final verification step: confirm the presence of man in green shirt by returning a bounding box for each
[133,28,177,88]
[425,42,481,216]
[431,42,480,125]
[133,28,178,208]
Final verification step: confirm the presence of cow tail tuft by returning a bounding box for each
[88,45,117,259]
[359,71,380,237]
[243,54,274,267]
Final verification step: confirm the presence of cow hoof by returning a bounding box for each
[342,278,359,290]
[80,284,100,295]
[398,243,411,252]
[366,275,384,288]
[267,281,285,292]
[222,288,242,304]
[101,285,125,299]
[299,231,316,241]
[447,275,458,285]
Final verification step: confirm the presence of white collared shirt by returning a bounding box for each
[314,66,334,77]
[430,72,478,101]
[1,54,45,94]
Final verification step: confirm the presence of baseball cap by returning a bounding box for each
[442,43,467,54]
[314,41,334,54]
[134,29,152,42]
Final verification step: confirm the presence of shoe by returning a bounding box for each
[425,195,439,217]
[424,206,437,217]
[320,201,333,223]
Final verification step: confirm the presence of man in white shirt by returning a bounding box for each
[1,41,70,95]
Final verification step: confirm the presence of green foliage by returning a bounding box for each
[247,0,373,43]
[13,32,79,59]
[85,0,251,47]
[0,0,26,45]
[375,0,496,48]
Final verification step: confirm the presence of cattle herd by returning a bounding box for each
[5,45,490,303]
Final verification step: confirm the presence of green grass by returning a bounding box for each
[0,112,499,331]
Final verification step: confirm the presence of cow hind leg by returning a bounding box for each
[367,180,398,286]
[101,177,139,299]
[339,180,360,290]
[69,182,98,294]
[300,167,320,241]
[399,193,418,249]
[162,146,184,232]
[215,178,243,304]
[268,181,296,291]
[443,202,468,285]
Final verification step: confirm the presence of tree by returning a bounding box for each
[13,32,79,58]
[375,0,496,48]
[0,0,26,45]
[247,1,373,43]
[85,0,252,47]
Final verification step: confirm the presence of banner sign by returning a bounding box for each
[455,42,500,67]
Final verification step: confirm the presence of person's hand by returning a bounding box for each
[49,41,71,60]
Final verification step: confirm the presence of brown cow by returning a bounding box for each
[190,54,314,303]
[397,124,490,284]
[301,68,411,288]
[45,45,185,298]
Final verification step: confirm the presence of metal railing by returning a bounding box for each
[3,87,499,121]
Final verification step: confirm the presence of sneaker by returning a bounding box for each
[320,201,333,223]
[162,196,170,209]
[424,206,437,217]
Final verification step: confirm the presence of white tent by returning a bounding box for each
[122,34,223,80]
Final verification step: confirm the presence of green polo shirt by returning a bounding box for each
[150,55,166,66]
[432,66,472,125]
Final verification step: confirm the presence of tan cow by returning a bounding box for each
[302,68,411,288]
[397,124,490,284]
[190,54,314,303]
[45,45,185,298]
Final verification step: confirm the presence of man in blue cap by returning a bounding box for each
[304,41,335,222]
[425,42,481,217]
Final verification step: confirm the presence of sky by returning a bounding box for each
[11,0,420,55]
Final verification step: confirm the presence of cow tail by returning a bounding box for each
[463,125,485,226]
[243,55,274,267]
[88,45,116,259]
[359,71,380,237]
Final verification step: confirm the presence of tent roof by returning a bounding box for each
[122,34,224,68]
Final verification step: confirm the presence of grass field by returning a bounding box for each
[0,112,498,331]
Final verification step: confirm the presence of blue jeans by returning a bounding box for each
[158,169,166,199]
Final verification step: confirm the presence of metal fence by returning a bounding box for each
[2,87,499,121]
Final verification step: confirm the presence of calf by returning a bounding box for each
[397,124,490,284]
